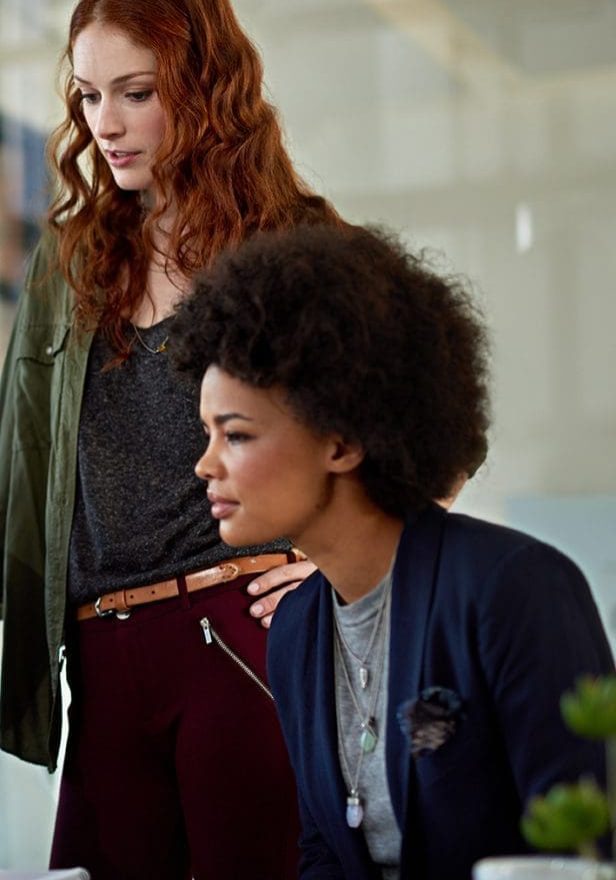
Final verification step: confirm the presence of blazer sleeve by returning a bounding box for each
[268,586,347,879]
[477,540,615,801]
[297,790,346,879]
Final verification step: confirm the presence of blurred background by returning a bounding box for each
[1,0,615,869]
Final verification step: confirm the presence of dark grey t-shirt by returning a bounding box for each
[68,319,289,605]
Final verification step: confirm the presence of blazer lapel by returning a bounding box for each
[306,505,447,878]
[386,504,447,828]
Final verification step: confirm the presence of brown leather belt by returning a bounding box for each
[75,552,297,621]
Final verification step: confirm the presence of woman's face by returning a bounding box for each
[195,366,350,549]
[72,22,166,196]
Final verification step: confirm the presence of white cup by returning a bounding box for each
[473,856,616,880]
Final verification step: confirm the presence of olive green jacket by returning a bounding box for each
[0,233,92,770]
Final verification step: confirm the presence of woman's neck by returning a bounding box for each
[296,486,404,605]
[131,261,190,326]
[130,201,191,326]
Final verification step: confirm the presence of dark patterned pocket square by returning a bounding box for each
[397,686,464,757]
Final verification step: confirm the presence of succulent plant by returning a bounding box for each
[521,674,616,864]
[561,677,616,741]
[522,779,610,858]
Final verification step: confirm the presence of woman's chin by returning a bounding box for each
[219,523,272,549]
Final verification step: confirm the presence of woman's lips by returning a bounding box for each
[106,150,141,168]
[207,493,238,519]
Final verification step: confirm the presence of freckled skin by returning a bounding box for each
[72,22,166,196]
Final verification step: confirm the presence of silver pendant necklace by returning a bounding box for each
[333,577,392,828]
[131,323,169,354]
[332,573,391,690]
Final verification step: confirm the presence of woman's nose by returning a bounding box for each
[93,99,125,141]
[195,441,219,482]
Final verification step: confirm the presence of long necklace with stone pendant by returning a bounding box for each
[333,578,391,691]
[337,634,386,755]
[334,583,391,828]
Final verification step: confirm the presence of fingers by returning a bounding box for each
[247,560,317,596]
[247,559,317,629]
[249,582,302,629]
[436,473,468,510]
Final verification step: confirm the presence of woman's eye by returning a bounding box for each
[127,90,153,102]
[225,432,252,445]
[79,92,98,105]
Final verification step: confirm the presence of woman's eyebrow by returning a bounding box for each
[216,413,254,425]
[73,71,156,86]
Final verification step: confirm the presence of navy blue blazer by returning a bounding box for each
[267,504,615,880]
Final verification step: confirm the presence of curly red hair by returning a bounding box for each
[48,0,341,355]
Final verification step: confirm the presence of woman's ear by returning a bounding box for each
[326,437,365,474]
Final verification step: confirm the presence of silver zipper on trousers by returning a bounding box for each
[199,616,274,701]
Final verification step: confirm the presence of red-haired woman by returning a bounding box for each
[0,1,341,877]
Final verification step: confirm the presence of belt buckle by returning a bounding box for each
[94,597,131,620]
[94,597,113,618]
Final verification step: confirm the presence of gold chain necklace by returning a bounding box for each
[131,323,169,354]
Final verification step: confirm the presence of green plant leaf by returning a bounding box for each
[560,676,616,740]
[521,780,610,852]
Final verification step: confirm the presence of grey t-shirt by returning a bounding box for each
[333,573,401,880]
[68,320,289,604]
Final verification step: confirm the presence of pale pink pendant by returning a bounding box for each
[346,793,364,828]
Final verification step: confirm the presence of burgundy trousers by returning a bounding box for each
[50,574,300,880]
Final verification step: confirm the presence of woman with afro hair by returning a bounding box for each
[171,222,614,880]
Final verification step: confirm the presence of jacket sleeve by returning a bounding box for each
[267,586,348,879]
[0,289,28,619]
[297,790,346,879]
[478,541,615,802]
[0,233,56,619]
